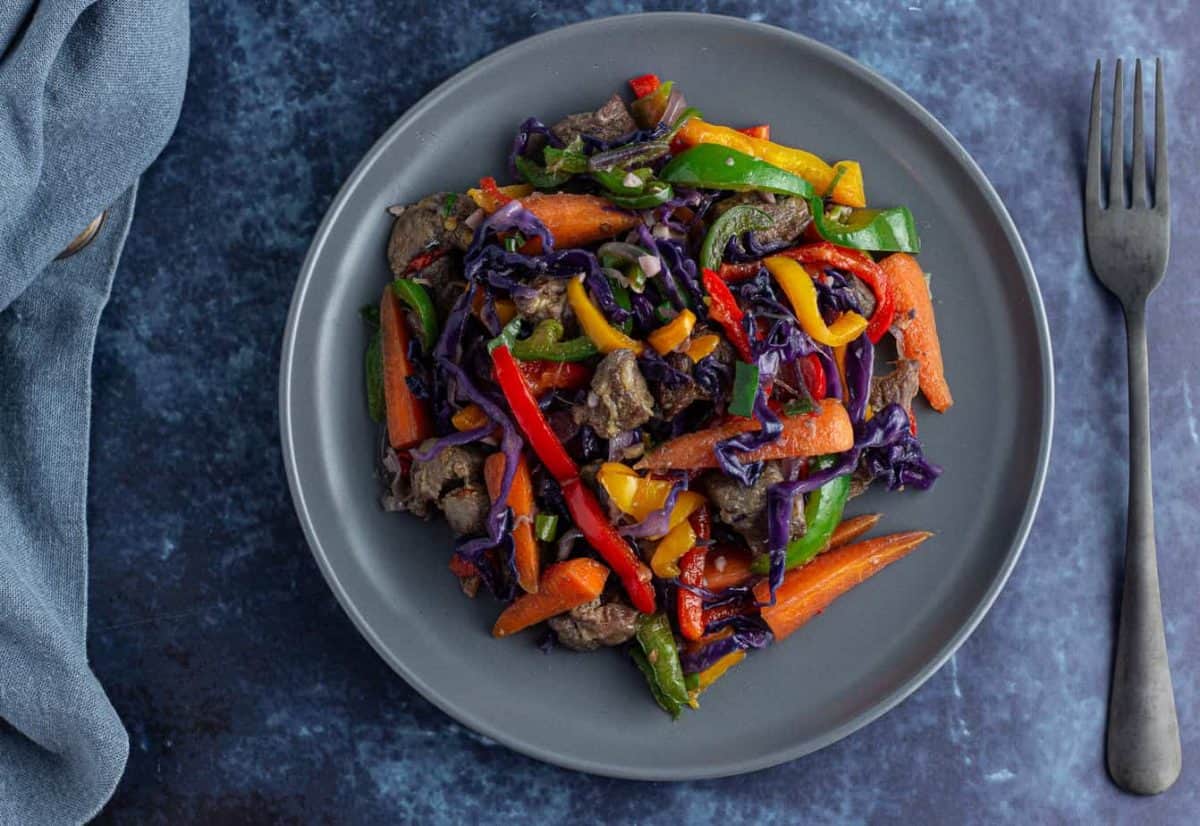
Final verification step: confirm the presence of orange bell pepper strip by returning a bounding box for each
[484,452,539,594]
[674,118,866,207]
[880,253,953,412]
[754,531,933,640]
[492,558,609,638]
[379,286,432,449]
[635,399,854,472]
[647,308,697,355]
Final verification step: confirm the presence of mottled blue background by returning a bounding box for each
[90,1,1200,822]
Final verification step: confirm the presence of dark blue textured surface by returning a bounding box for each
[91,2,1200,822]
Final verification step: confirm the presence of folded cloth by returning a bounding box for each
[0,2,187,823]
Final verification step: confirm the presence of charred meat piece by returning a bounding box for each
[654,351,703,419]
[386,192,474,276]
[513,276,568,324]
[409,440,490,535]
[550,94,637,146]
[869,359,921,415]
[715,192,813,251]
[440,486,490,537]
[547,597,640,651]
[572,350,655,438]
[701,461,805,553]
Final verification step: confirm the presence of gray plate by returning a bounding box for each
[280,13,1052,780]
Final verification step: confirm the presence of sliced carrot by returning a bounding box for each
[380,286,431,449]
[635,399,853,472]
[754,531,933,640]
[703,544,755,592]
[492,558,609,638]
[518,193,639,251]
[829,513,883,549]
[484,452,539,594]
[880,253,953,412]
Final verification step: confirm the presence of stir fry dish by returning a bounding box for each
[363,74,952,717]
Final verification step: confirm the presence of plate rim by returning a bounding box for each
[279,11,1054,780]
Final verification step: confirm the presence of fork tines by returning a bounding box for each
[1087,58,1168,213]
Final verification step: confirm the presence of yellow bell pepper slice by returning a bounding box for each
[695,649,746,693]
[452,404,489,431]
[596,463,704,533]
[647,309,697,355]
[675,118,866,207]
[566,277,644,355]
[684,333,721,363]
[764,257,868,347]
[650,519,696,578]
[466,183,533,212]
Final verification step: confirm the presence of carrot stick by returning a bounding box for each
[829,513,883,549]
[484,452,539,594]
[519,193,638,251]
[753,531,933,640]
[703,544,755,592]
[880,254,953,412]
[635,399,853,472]
[492,558,609,638]
[380,286,431,449]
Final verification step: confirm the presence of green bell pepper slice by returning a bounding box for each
[812,204,921,253]
[534,513,559,542]
[699,203,773,272]
[633,613,690,717]
[630,80,675,128]
[390,279,439,351]
[729,361,759,418]
[661,144,815,198]
[751,454,852,575]
[592,167,674,210]
[514,155,571,189]
[364,331,384,424]
[508,318,599,362]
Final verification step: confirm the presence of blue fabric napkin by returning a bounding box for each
[0,2,187,823]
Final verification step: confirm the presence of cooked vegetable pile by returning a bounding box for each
[364,74,952,717]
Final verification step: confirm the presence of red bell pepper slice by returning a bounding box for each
[490,344,578,482]
[737,124,771,140]
[799,353,826,401]
[403,245,448,275]
[702,268,754,362]
[628,73,661,99]
[517,360,591,394]
[677,507,711,641]
[561,477,656,613]
[479,176,513,207]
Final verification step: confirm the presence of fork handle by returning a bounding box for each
[1107,300,1181,795]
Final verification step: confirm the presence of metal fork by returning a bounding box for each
[1085,58,1180,795]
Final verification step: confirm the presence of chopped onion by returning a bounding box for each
[464,207,485,230]
[622,171,642,189]
[637,254,661,278]
[651,223,672,240]
[557,528,583,560]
